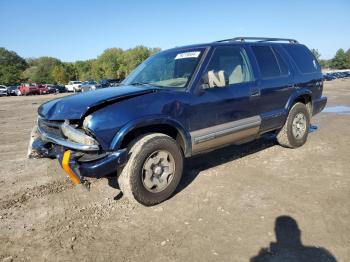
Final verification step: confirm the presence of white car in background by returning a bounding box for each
[80,80,100,92]
[65,81,82,92]
[0,85,8,96]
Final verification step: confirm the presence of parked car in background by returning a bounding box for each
[19,83,40,95]
[38,84,49,95]
[0,85,7,96]
[15,87,22,96]
[44,84,57,94]
[323,70,350,81]
[6,86,20,96]
[323,73,335,81]
[46,84,66,93]
[100,79,122,88]
[65,81,82,92]
[80,80,100,92]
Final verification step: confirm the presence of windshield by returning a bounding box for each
[123,48,204,89]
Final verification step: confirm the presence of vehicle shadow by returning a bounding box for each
[109,133,277,199]
[176,133,276,194]
[250,215,337,262]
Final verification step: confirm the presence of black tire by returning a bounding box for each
[118,133,183,206]
[277,102,310,148]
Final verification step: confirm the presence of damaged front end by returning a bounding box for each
[28,117,127,186]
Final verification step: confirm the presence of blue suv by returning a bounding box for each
[29,37,327,205]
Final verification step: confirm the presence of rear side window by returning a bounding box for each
[283,45,319,73]
[273,48,289,75]
[252,46,282,78]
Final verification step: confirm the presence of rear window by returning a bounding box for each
[282,45,319,73]
[251,46,282,78]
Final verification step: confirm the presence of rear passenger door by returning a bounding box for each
[250,44,294,132]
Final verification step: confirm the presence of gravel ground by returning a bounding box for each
[0,79,349,262]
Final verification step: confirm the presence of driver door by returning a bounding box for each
[189,45,261,154]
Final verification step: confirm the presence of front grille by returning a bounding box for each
[38,117,64,139]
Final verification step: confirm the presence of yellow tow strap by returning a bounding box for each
[62,150,81,185]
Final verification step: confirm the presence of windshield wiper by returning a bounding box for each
[129,82,151,86]
[129,82,164,88]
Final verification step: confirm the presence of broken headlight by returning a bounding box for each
[61,120,98,146]
[83,115,92,131]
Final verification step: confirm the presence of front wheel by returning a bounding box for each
[277,102,310,148]
[118,133,183,206]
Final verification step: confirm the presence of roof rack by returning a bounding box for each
[216,37,299,44]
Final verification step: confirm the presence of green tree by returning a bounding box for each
[346,48,350,69]
[89,46,160,80]
[331,48,348,69]
[0,47,27,85]
[75,60,94,81]
[23,57,62,83]
[319,59,331,68]
[51,65,69,84]
[0,45,160,85]
[96,48,124,79]
[63,63,79,82]
[123,46,160,74]
[91,60,105,80]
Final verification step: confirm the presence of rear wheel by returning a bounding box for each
[277,102,310,148]
[118,133,183,206]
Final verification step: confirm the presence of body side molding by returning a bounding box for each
[190,116,261,154]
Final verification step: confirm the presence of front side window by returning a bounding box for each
[203,46,253,88]
[123,49,205,89]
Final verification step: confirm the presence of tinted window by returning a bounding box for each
[252,46,281,78]
[204,46,253,87]
[283,45,319,73]
[273,48,289,75]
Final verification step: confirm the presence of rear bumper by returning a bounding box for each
[30,129,128,184]
[313,96,327,116]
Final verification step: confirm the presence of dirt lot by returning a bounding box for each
[0,80,349,262]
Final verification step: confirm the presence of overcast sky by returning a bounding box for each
[1,0,349,61]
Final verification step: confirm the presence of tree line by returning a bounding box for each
[0,46,160,86]
[311,48,350,69]
[1,46,349,86]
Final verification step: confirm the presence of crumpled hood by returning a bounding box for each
[38,85,157,120]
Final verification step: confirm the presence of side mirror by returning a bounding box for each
[201,70,228,89]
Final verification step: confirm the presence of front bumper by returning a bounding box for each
[56,149,127,184]
[29,126,127,185]
[37,122,99,151]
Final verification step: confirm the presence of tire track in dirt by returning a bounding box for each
[0,179,73,210]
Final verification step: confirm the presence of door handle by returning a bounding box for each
[250,87,260,97]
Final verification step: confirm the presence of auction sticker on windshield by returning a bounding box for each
[175,51,201,59]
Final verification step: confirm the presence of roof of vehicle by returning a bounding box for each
[166,37,302,51]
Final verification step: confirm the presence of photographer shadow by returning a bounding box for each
[250,216,337,262]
